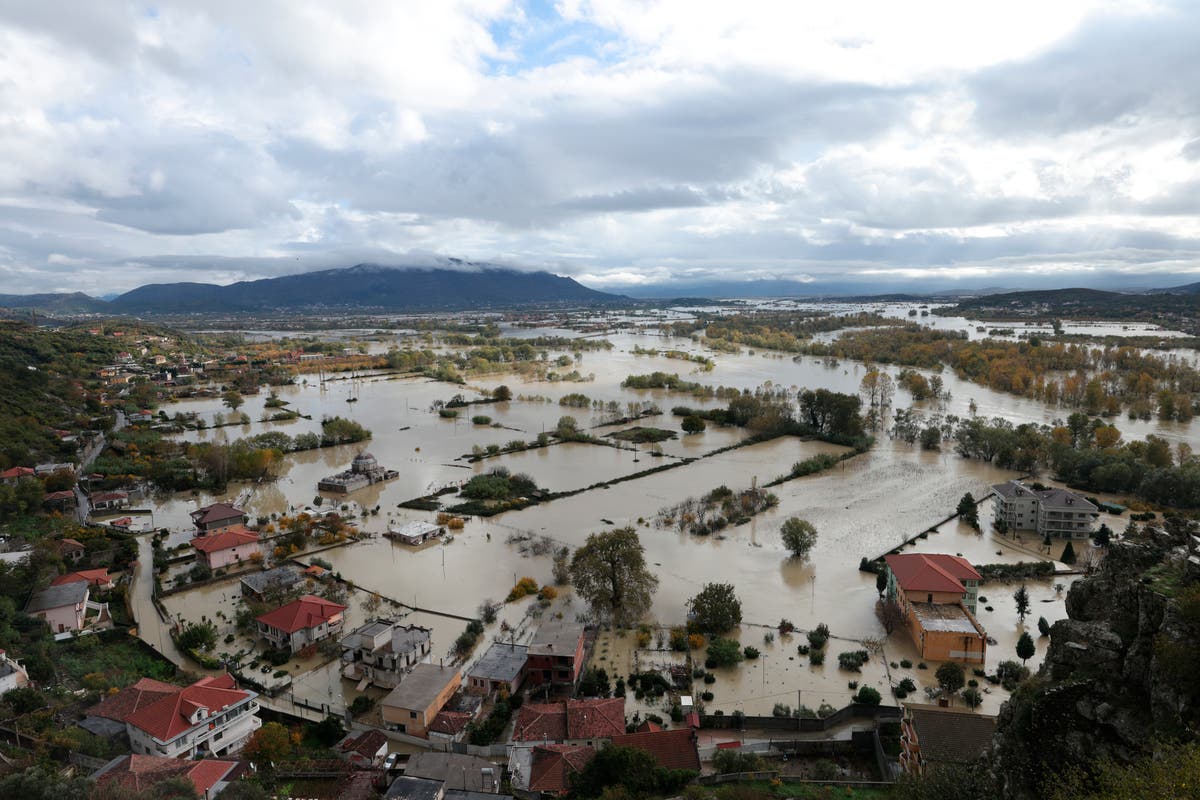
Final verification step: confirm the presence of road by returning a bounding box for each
[73,410,126,522]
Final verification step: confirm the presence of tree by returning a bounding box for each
[569,527,658,626]
[780,517,818,558]
[221,389,244,412]
[492,384,512,402]
[177,619,217,651]
[214,783,270,800]
[688,583,742,633]
[1017,631,1036,664]
[569,744,695,798]
[957,492,980,530]
[312,714,346,747]
[1014,584,1031,622]
[876,599,906,635]
[706,637,743,667]
[854,686,882,706]
[243,721,291,768]
[962,687,983,709]
[1060,541,1077,565]
[936,661,965,698]
[0,767,91,800]
[875,570,888,598]
[1037,616,1051,637]
[681,415,706,434]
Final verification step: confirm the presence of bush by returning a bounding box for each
[266,649,291,666]
[854,686,882,706]
[349,695,375,714]
[706,637,743,667]
[809,648,825,666]
[838,650,868,671]
[900,659,912,668]
[1038,616,1051,637]
[807,623,830,650]
[712,750,764,774]
[962,687,983,708]
[471,415,492,425]
[996,659,1030,690]
[703,673,716,684]
[742,646,760,660]
[701,691,714,702]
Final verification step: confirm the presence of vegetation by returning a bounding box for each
[569,527,658,626]
[706,637,744,668]
[569,744,696,798]
[460,467,539,501]
[687,582,743,633]
[936,661,965,696]
[780,517,818,557]
[655,483,779,536]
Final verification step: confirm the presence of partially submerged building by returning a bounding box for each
[991,481,1098,539]
[255,594,347,653]
[340,618,433,689]
[466,642,528,696]
[526,614,586,688]
[385,521,444,546]
[381,663,462,737]
[884,553,987,664]
[318,451,398,494]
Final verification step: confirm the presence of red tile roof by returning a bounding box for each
[340,728,388,758]
[190,502,246,526]
[190,525,259,553]
[95,754,239,796]
[125,674,252,743]
[51,568,112,587]
[610,728,701,772]
[0,467,35,480]
[634,720,663,733]
[57,538,85,552]
[429,710,474,736]
[512,698,626,742]
[885,553,980,595]
[528,744,595,795]
[255,594,347,634]
[86,678,180,722]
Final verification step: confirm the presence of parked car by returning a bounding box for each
[383,752,401,771]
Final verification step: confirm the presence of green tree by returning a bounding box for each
[177,619,217,651]
[1014,584,1031,622]
[875,570,888,598]
[957,492,979,530]
[569,527,658,626]
[706,637,743,667]
[687,582,742,633]
[213,783,270,800]
[243,721,291,768]
[0,767,92,800]
[854,686,882,706]
[312,714,346,747]
[221,389,244,412]
[681,415,706,434]
[1049,741,1200,800]
[962,687,983,709]
[936,661,965,697]
[1017,631,1036,664]
[780,517,818,558]
[1060,541,1077,564]
[492,384,512,401]
[1037,616,1051,637]
[569,744,694,798]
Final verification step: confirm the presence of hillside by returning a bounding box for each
[944,286,1200,334]
[0,292,110,315]
[110,264,622,314]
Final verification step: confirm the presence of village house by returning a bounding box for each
[899,703,998,775]
[255,594,347,652]
[51,568,115,590]
[510,744,595,797]
[991,480,1098,539]
[335,728,389,768]
[239,564,303,601]
[510,698,626,746]
[380,663,462,737]
[385,521,445,546]
[57,537,86,563]
[25,580,108,635]
[340,618,432,689]
[0,466,36,485]
[0,649,30,694]
[610,727,702,773]
[190,526,261,570]
[92,754,241,800]
[124,674,261,759]
[466,642,528,696]
[91,490,130,511]
[525,615,586,688]
[42,489,77,511]
[83,677,181,742]
[404,753,502,793]
[884,553,987,664]
[190,502,249,533]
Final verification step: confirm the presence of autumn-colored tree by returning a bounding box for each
[243,721,291,768]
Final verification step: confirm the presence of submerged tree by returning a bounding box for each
[570,527,658,626]
[688,582,743,634]
[780,517,818,558]
[1017,631,1036,664]
[957,492,980,530]
[1014,583,1031,622]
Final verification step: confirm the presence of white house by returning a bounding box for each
[125,674,260,759]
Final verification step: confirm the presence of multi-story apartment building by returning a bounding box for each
[125,674,260,759]
[992,481,1098,539]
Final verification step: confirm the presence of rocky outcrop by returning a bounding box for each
[990,532,1200,799]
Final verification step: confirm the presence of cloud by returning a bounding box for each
[0,1,1198,295]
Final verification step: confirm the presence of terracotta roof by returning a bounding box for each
[528,745,595,795]
[429,710,474,736]
[610,728,701,772]
[43,490,75,501]
[125,674,253,743]
[905,704,997,765]
[94,754,239,796]
[86,678,180,722]
[340,728,388,758]
[634,720,663,733]
[885,553,980,594]
[51,568,112,587]
[255,594,347,634]
[58,538,85,552]
[512,698,626,742]
[91,491,129,503]
[190,525,259,553]
[190,502,246,525]
[0,467,35,480]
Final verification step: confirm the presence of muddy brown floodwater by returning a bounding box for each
[142,320,1198,717]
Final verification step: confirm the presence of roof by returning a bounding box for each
[610,728,701,772]
[528,745,595,794]
[511,699,626,742]
[430,711,474,736]
[992,480,1035,499]
[385,776,445,800]
[1036,487,1098,512]
[86,677,179,722]
[529,614,584,657]
[57,537,85,551]
[909,603,983,635]
[25,580,88,613]
[468,642,528,683]
[405,752,501,792]
[240,565,302,595]
[340,728,389,758]
[255,594,347,634]
[634,720,663,733]
[382,663,460,712]
[93,754,239,797]
[190,502,246,525]
[885,553,980,594]
[190,525,259,553]
[125,674,253,743]
[43,490,75,501]
[0,466,35,480]
[51,568,112,587]
[905,704,998,764]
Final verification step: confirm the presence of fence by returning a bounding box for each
[700,703,901,733]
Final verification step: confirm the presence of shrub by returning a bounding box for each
[997,660,1030,690]
[701,691,714,702]
[506,576,539,601]
[837,650,868,671]
[349,695,375,714]
[1037,616,1051,637]
[807,623,830,650]
[703,673,716,684]
[962,687,983,708]
[854,686,882,706]
[471,415,492,425]
[743,646,760,659]
[900,659,913,668]
[809,648,825,666]
[707,637,743,667]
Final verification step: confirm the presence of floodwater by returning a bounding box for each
[139,315,1198,718]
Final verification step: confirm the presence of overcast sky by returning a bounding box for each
[1,0,1199,295]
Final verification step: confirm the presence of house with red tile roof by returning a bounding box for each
[510,744,595,796]
[92,753,241,799]
[190,503,248,533]
[337,728,389,768]
[884,553,987,664]
[511,698,625,745]
[124,673,260,759]
[190,525,261,570]
[57,537,86,563]
[0,466,35,485]
[51,568,114,590]
[255,594,347,652]
[86,677,180,730]
[610,727,701,772]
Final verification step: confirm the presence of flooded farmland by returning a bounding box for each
[137,311,1200,719]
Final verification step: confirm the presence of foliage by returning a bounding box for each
[0,766,94,800]
[461,467,539,501]
[1038,616,1051,637]
[936,661,965,695]
[1017,631,1036,664]
[688,582,743,633]
[507,576,540,601]
[569,744,696,798]
[854,686,882,706]
[311,714,346,747]
[806,623,830,650]
[1014,584,1031,622]
[454,619,485,657]
[1048,741,1200,800]
[681,415,706,434]
[780,517,818,557]
[177,619,217,651]
[1060,541,1077,565]
[962,687,983,708]
[467,699,513,746]
[706,637,744,667]
[957,492,980,530]
[838,650,869,672]
[569,527,658,626]
[578,667,612,698]
[711,749,765,774]
[243,721,292,767]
